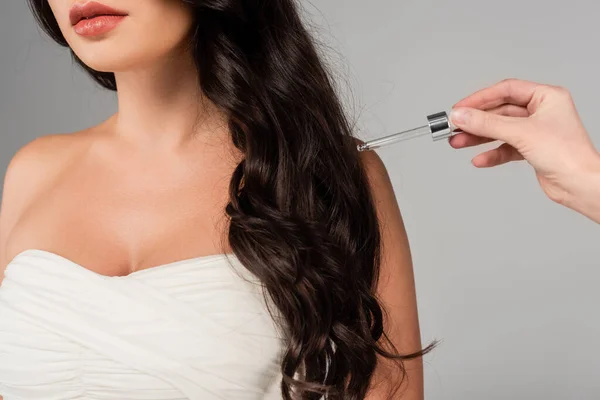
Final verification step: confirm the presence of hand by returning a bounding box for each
[449,78,600,223]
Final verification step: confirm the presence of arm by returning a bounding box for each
[0,134,73,284]
[0,135,84,400]
[0,144,35,400]
[563,155,600,224]
[0,149,27,284]
[360,150,424,399]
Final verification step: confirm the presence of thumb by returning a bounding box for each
[450,107,522,144]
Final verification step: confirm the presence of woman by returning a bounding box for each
[0,0,432,399]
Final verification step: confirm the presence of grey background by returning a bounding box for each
[1,0,599,399]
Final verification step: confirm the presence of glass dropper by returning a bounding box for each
[357,111,461,152]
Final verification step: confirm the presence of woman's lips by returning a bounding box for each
[69,1,128,37]
[73,15,126,37]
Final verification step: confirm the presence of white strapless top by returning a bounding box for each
[0,249,286,400]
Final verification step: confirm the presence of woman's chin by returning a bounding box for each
[76,54,151,74]
[73,44,187,74]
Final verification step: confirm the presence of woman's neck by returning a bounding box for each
[110,49,227,152]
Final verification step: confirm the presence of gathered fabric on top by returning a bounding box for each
[0,249,286,400]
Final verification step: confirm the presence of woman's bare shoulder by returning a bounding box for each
[3,131,86,194]
[11,128,94,163]
[0,131,90,270]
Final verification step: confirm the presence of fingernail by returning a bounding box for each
[450,108,470,126]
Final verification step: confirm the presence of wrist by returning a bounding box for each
[565,152,600,223]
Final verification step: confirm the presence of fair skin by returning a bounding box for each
[449,78,600,224]
[361,152,425,399]
[0,0,424,398]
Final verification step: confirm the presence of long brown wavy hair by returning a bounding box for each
[27,0,433,398]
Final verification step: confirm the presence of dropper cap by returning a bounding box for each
[427,111,456,141]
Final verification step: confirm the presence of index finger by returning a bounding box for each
[453,78,543,110]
